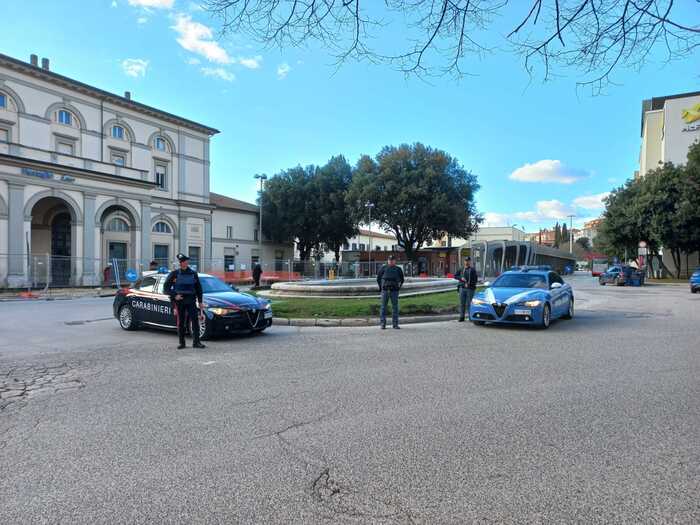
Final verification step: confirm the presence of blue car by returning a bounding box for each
[469,268,574,329]
[691,267,700,294]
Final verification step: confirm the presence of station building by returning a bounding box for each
[0,53,218,287]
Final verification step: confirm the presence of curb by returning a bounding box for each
[276,313,457,327]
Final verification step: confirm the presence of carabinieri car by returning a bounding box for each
[690,267,700,294]
[469,267,574,329]
[113,271,272,339]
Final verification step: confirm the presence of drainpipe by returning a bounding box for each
[100,98,104,162]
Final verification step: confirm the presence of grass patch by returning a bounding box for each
[268,290,465,318]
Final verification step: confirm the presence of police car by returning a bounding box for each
[113,271,272,339]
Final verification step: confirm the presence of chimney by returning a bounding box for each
[41,57,50,70]
[124,91,131,100]
[30,54,38,67]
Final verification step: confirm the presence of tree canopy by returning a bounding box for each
[346,143,481,262]
[204,0,699,88]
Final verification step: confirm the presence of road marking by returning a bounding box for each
[201,361,217,365]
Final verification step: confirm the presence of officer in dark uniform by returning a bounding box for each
[163,253,206,349]
[377,255,405,329]
[454,256,478,322]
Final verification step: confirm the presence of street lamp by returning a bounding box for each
[254,174,268,266]
[366,202,375,275]
[567,214,576,253]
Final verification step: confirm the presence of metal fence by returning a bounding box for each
[0,253,419,291]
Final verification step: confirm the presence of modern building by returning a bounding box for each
[0,53,218,287]
[210,192,294,271]
[640,90,700,176]
[582,219,602,243]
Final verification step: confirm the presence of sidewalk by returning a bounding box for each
[0,287,117,301]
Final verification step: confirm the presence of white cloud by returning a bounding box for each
[513,200,575,222]
[128,0,174,8]
[188,1,204,11]
[238,55,262,69]
[277,62,291,79]
[111,0,118,7]
[509,159,588,184]
[121,58,149,77]
[481,212,512,227]
[572,192,610,210]
[171,14,232,64]
[186,57,201,65]
[201,67,235,82]
[137,16,149,24]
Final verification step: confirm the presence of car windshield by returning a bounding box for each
[200,276,233,293]
[492,273,547,289]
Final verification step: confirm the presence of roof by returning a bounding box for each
[0,53,219,135]
[641,89,700,136]
[210,192,259,213]
[358,229,396,240]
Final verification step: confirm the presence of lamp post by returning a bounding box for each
[567,214,576,253]
[254,174,267,266]
[366,202,374,275]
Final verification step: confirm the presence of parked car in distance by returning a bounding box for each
[691,267,700,294]
[599,265,629,286]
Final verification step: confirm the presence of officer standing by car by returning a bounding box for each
[164,253,206,349]
[377,255,405,329]
[454,256,478,322]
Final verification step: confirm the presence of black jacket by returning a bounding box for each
[377,264,405,290]
[164,267,203,303]
[454,266,478,289]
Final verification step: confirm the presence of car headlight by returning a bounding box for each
[471,298,488,305]
[261,302,271,310]
[209,307,238,316]
[520,300,542,307]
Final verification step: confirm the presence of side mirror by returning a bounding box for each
[550,282,562,289]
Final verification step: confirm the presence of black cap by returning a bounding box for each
[387,255,396,261]
[464,256,472,262]
[176,253,190,262]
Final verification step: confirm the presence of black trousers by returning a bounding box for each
[174,300,201,344]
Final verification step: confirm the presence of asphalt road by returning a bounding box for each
[1,275,698,523]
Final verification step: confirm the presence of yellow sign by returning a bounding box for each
[681,102,700,124]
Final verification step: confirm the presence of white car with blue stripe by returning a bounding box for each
[469,267,574,329]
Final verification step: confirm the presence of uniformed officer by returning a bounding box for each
[377,255,405,329]
[164,253,206,349]
[454,256,478,322]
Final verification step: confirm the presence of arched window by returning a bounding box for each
[106,217,130,232]
[152,221,172,234]
[112,125,126,140]
[58,109,72,125]
[0,93,6,109]
[155,136,167,151]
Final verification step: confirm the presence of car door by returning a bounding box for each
[130,275,160,324]
[548,272,567,316]
[153,276,177,328]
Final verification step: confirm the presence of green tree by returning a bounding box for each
[553,222,561,248]
[316,155,357,262]
[260,165,322,261]
[561,223,569,245]
[575,237,591,252]
[347,143,480,262]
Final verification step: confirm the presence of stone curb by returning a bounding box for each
[278,314,457,327]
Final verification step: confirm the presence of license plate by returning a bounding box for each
[514,309,531,316]
[264,311,273,319]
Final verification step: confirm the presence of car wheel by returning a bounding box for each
[599,279,605,286]
[562,297,574,319]
[198,315,213,341]
[541,303,551,329]
[472,320,486,326]
[118,305,138,331]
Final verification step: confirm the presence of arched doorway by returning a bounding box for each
[98,204,138,284]
[28,196,78,286]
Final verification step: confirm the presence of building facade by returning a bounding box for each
[0,53,218,287]
[210,192,294,271]
[640,90,700,176]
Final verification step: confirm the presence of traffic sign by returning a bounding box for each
[125,268,138,282]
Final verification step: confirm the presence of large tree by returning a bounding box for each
[346,143,480,262]
[260,165,322,261]
[315,155,357,262]
[204,1,699,87]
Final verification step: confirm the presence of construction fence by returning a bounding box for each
[0,253,418,291]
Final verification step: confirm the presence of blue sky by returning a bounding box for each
[3,0,699,230]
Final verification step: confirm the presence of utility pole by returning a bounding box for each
[567,214,575,253]
[254,174,267,266]
[366,202,374,275]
